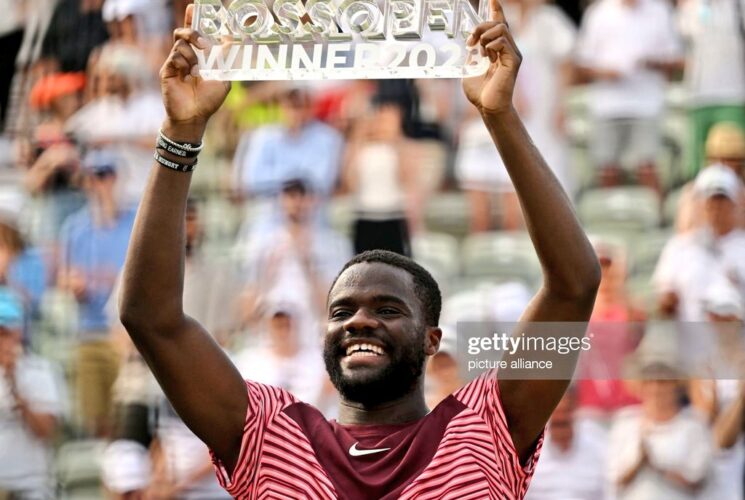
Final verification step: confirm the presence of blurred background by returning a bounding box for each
[0,0,744,498]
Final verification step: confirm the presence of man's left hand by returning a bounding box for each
[462,0,522,117]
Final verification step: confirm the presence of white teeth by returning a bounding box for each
[345,343,384,356]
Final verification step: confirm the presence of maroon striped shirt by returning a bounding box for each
[211,373,543,499]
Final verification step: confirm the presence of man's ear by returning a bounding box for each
[425,327,443,356]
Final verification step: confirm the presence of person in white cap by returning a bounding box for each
[0,287,64,498]
[607,327,714,500]
[689,279,745,500]
[654,164,745,321]
[675,122,745,233]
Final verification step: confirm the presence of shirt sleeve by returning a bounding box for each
[210,380,298,498]
[654,2,684,59]
[675,416,713,483]
[652,237,682,294]
[454,373,544,494]
[545,7,577,61]
[574,5,601,67]
[606,412,641,485]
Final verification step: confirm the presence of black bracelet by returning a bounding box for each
[154,150,198,173]
[157,135,200,159]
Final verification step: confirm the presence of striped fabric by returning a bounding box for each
[211,373,543,499]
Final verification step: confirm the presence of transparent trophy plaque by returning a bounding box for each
[191,0,491,80]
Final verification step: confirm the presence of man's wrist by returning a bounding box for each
[162,119,208,145]
[480,105,519,128]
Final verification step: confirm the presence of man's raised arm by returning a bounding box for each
[118,18,247,472]
[463,0,601,463]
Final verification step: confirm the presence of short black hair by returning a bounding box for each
[329,250,442,327]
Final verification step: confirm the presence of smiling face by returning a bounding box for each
[324,262,441,407]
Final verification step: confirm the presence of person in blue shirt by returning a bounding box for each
[58,148,136,437]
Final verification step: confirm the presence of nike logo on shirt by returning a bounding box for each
[348,442,391,457]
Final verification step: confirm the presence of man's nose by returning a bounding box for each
[343,308,380,334]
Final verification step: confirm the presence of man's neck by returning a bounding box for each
[338,390,429,426]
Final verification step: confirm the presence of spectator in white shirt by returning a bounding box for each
[689,281,745,500]
[677,0,745,177]
[525,390,607,500]
[608,343,713,500]
[654,165,745,320]
[238,178,352,333]
[234,303,333,413]
[575,0,683,192]
[0,287,64,498]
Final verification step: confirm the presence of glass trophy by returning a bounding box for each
[191,0,491,80]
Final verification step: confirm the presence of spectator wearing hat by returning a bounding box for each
[22,73,88,250]
[577,240,642,419]
[525,390,608,500]
[678,0,745,177]
[238,178,352,333]
[0,287,64,498]
[102,0,170,44]
[676,122,745,233]
[234,303,330,411]
[688,280,745,500]
[575,0,684,192]
[58,148,136,437]
[607,330,714,500]
[654,165,745,321]
[65,43,165,206]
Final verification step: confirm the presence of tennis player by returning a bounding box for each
[119,2,601,497]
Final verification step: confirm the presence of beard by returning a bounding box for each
[323,331,427,407]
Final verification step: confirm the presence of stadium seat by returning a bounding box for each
[424,193,471,238]
[663,185,685,227]
[461,231,541,288]
[627,274,658,315]
[628,229,673,278]
[411,232,460,284]
[578,187,662,233]
[56,440,107,500]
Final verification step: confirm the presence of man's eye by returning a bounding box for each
[379,308,400,316]
[331,310,352,319]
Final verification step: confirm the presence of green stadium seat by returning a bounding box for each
[578,187,662,233]
[461,231,541,288]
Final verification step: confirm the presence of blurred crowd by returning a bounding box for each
[0,0,744,498]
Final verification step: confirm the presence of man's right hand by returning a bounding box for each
[160,6,231,142]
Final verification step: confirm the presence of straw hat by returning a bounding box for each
[706,122,745,160]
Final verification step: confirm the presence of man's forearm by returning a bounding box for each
[481,108,600,298]
[119,120,205,335]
